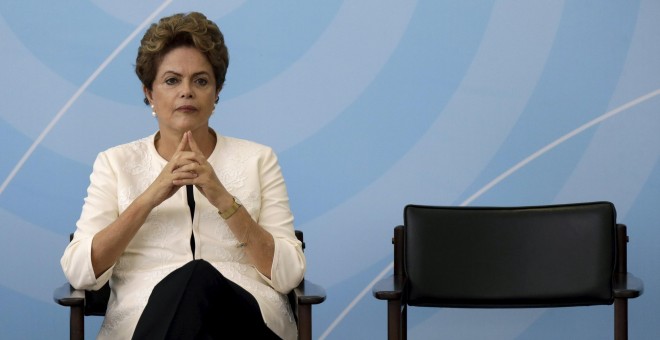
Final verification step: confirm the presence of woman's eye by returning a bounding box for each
[195,78,208,86]
[165,78,178,85]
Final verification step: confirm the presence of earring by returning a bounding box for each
[151,104,157,117]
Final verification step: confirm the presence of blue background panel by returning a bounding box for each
[1,1,658,339]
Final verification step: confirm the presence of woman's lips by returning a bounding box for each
[177,105,197,112]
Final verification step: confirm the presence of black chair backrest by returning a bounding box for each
[403,202,617,308]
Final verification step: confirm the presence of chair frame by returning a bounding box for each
[54,230,325,340]
[373,208,643,340]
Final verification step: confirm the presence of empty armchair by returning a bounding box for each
[373,202,643,340]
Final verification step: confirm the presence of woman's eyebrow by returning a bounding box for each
[160,70,181,78]
[160,70,211,77]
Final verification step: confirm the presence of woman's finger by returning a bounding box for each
[177,131,190,152]
[187,131,203,155]
[172,162,199,174]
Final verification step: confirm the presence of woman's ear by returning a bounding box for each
[143,85,153,105]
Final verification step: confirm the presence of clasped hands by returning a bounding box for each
[144,131,228,210]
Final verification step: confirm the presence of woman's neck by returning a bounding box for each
[155,128,217,160]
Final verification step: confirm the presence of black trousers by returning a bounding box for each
[132,260,281,340]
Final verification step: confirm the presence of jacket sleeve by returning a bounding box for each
[254,148,306,294]
[60,151,118,290]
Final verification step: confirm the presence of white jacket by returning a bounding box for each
[61,132,305,340]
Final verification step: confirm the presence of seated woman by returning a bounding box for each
[60,12,305,340]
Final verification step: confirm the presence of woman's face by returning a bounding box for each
[145,46,220,136]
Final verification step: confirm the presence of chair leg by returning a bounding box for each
[70,305,84,340]
[297,304,312,340]
[387,300,402,340]
[401,304,407,340]
[614,298,628,340]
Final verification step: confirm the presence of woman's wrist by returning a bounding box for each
[213,193,235,212]
[217,195,242,219]
[135,191,159,211]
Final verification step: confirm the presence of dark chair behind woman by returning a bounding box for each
[54,230,325,340]
[373,201,643,340]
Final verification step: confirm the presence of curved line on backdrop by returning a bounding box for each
[0,0,175,197]
[318,88,660,340]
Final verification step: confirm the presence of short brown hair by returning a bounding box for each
[135,12,229,105]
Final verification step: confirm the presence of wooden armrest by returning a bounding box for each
[372,274,404,301]
[293,279,326,305]
[613,273,644,299]
[53,282,85,307]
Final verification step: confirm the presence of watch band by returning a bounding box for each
[219,196,242,220]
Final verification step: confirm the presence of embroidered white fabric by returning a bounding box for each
[61,132,305,340]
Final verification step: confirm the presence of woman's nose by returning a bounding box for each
[180,82,194,98]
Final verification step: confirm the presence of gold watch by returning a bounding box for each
[219,196,242,220]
